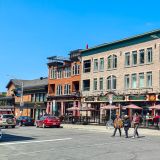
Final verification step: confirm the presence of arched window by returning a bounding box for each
[107,75,116,90]
[107,55,117,69]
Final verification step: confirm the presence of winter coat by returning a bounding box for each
[113,118,123,128]
[123,118,131,129]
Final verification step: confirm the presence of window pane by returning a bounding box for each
[124,75,130,89]
[94,59,98,71]
[139,73,144,88]
[93,78,97,90]
[125,52,130,66]
[147,48,152,63]
[107,56,112,69]
[132,51,137,65]
[113,55,117,68]
[139,49,145,64]
[107,77,111,90]
[100,58,104,71]
[99,78,103,90]
[147,72,152,87]
[131,74,137,88]
[112,76,116,89]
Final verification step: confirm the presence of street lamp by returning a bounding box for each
[106,91,116,127]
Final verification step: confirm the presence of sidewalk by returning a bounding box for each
[62,124,160,136]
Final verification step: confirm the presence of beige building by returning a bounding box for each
[80,29,160,122]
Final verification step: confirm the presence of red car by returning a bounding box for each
[36,116,61,128]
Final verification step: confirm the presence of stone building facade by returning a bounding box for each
[81,29,160,121]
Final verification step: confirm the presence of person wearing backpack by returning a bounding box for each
[132,112,140,138]
[123,115,131,138]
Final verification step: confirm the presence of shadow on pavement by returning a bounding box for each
[0,133,35,142]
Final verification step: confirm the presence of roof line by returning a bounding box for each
[81,29,160,53]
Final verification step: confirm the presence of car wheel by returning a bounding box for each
[12,126,15,128]
[42,123,46,128]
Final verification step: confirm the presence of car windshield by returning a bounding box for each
[3,115,14,119]
[19,116,31,120]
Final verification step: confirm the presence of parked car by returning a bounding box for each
[17,116,35,126]
[0,114,16,128]
[36,116,61,128]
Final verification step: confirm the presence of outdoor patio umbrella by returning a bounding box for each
[149,105,160,110]
[101,105,119,110]
[80,106,95,111]
[67,106,80,111]
[123,104,142,110]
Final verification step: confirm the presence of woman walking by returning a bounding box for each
[132,113,140,138]
[123,115,131,138]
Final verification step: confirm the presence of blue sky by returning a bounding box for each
[0,0,160,91]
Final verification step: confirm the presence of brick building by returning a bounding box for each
[6,78,48,119]
[81,29,160,122]
[47,49,81,117]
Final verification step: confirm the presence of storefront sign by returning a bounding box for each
[148,94,156,101]
[128,95,147,101]
[85,96,94,101]
[98,95,125,101]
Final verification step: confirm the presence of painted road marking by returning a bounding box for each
[0,137,72,146]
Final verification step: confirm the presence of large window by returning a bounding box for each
[83,79,90,91]
[146,48,152,63]
[107,55,117,69]
[125,52,130,66]
[132,51,137,66]
[93,78,98,90]
[139,73,144,88]
[99,58,104,71]
[64,84,71,95]
[99,78,103,90]
[83,60,91,73]
[56,85,62,95]
[94,59,98,72]
[107,75,116,90]
[64,67,71,78]
[131,74,137,89]
[50,69,57,79]
[73,64,80,75]
[139,49,145,64]
[146,72,152,87]
[124,75,130,89]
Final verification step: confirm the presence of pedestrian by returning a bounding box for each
[111,115,123,137]
[132,113,140,138]
[123,115,131,138]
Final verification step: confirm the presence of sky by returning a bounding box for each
[0,0,160,91]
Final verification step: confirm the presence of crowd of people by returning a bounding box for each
[111,112,152,138]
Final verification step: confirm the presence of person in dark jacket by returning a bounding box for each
[123,115,131,138]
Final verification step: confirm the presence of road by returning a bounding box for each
[0,126,159,160]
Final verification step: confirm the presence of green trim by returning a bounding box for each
[81,29,160,57]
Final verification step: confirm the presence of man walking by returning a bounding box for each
[112,115,123,137]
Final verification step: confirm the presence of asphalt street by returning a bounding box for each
[0,126,159,160]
